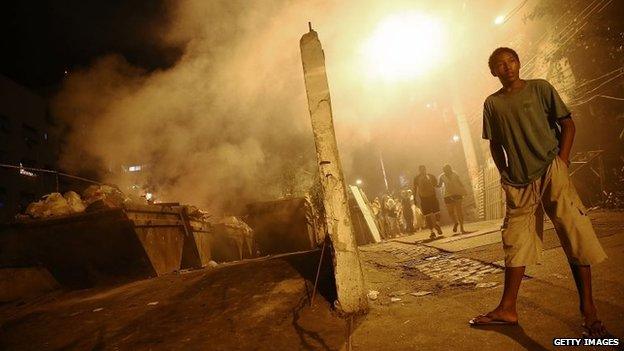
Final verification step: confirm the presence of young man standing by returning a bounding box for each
[470,47,608,337]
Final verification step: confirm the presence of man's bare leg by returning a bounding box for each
[569,264,607,336]
[447,202,459,232]
[457,200,466,233]
[425,215,435,237]
[471,266,524,324]
[434,212,443,235]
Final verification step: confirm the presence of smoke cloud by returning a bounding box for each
[52,0,551,213]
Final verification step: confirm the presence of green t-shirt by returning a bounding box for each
[482,79,570,186]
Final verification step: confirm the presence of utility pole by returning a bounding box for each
[300,23,368,314]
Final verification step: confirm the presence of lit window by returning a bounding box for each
[19,163,36,177]
[128,165,142,172]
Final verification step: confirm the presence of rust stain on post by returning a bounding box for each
[299,27,368,314]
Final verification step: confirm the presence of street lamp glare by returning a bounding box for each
[363,12,445,81]
[356,179,363,185]
[494,15,505,25]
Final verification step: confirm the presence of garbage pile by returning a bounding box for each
[214,216,255,257]
[20,192,85,219]
[82,185,126,207]
[215,216,253,237]
[184,205,212,222]
[16,185,131,221]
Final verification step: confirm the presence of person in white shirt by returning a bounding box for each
[438,164,468,234]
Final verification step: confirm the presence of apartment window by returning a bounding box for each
[0,114,9,133]
[22,123,39,149]
[19,191,36,212]
[0,149,8,163]
[0,187,6,208]
[45,107,56,126]
[22,123,39,147]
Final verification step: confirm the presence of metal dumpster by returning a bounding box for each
[178,206,214,269]
[210,216,254,263]
[0,204,191,289]
[245,198,321,255]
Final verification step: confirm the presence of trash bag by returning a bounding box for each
[63,191,86,213]
[40,193,72,218]
[184,205,211,221]
[215,216,254,257]
[82,185,125,207]
[25,200,46,219]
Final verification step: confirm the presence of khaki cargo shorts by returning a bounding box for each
[501,156,607,267]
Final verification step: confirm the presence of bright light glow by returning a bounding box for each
[145,192,153,201]
[356,179,363,186]
[451,134,460,143]
[19,163,36,177]
[362,12,446,81]
[494,15,505,25]
[128,165,142,172]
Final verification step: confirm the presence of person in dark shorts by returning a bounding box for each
[438,164,468,234]
[413,165,442,238]
[400,190,415,233]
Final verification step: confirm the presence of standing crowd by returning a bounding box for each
[370,164,469,240]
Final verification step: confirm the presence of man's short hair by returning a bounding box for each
[488,47,520,70]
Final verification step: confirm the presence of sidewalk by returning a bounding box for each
[0,211,621,350]
[355,210,624,350]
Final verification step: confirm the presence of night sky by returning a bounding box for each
[1,0,183,92]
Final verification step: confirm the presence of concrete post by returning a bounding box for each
[300,26,368,314]
[451,96,480,208]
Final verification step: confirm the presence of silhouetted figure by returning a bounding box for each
[438,164,468,234]
[400,190,415,233]
[413,165,442,239]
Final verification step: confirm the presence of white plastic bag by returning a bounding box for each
[63,191,86,213]
[41,193,72,217]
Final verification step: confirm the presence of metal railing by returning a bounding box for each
[1,163,103,191]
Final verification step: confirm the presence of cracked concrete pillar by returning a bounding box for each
[300,26,368,314]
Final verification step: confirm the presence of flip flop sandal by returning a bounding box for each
[469,315,519,326]
[582,320,609,338]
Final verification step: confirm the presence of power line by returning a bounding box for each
[600,95,624,101]
[560,67,623,94]
[502,0,530,24]
[521,0,609,76]
[570,94,624,107]
[596,0,613,13]
[572,70,624,101]
[0,163,102,185]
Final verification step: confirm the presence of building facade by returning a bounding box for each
[0,75,60,223]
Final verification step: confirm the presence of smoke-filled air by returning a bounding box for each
[50,0,578,213]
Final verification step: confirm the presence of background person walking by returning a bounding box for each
[413,165,442,239]
[438,164,468,234]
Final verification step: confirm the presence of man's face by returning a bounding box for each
[490,51,520,83]
[419,166,426,174]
